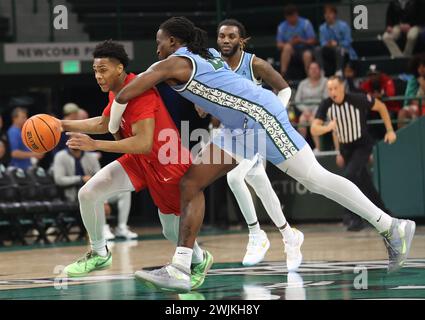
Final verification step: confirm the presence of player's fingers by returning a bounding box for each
[66,132,84,138]
[66,139,80,147]
[67,137,79,144]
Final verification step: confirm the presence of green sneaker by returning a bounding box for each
[64,249,112,277]
[381,219,416,273]
[191,250,213,290]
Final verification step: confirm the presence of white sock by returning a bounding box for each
[172,247,192,271]
[376,214,393,234]
[248,221,261,235]
[279,223,295,244]
[91,239,107,257]
[192,241,204,264]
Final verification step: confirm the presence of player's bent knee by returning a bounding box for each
[301,163,331,194]
[78,185,98,203]
[227,170,245,190]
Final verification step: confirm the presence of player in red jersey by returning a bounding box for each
[60,40,212,289]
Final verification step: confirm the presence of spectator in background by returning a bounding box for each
[276,4,316,77]
[54,103,83,153]
[342,61,362,93]
[7,107,43,170]
[295,62,328,152]
[77,108,89,120]
[360,65,400,140]
[382,0,424,58]
[74,107,103,161]
[360,65,400,115]
[0,114,10,166]
[0,141,8,166]
[0,114,7,141]
[53,144,137,240]
[398,53,425,127]
[316,4,358,77]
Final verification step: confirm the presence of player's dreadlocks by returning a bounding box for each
[160,16,212,59]
[93,39,129,68]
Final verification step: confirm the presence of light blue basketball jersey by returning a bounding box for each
[233,51,261,85]
[170,47,306,163]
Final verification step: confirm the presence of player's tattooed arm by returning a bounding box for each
[110,57,191,134]
[252,56,292,108]
[252,56,289,91]
[115,57,192,104]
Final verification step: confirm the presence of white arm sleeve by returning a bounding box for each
[277,87,292,109]
[108,100,127,134]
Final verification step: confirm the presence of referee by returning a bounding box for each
[311,76,396,231]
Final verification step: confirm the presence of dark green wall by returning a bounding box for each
[374,116,425,218]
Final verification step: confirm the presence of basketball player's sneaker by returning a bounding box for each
[191,250,213,290]
[381,218,416,273]
[115,225,138,240]
[284,228,304,272]
[135,264,191,293]
[103,224,115,240]
[242,230,270,266]
[64,248,112,277]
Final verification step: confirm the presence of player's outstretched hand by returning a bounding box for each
[384,130,397,144]
[66,132,97,151]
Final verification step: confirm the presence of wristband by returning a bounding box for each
[277,87,292,109]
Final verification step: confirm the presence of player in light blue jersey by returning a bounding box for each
[108,17,415,292]
[198,19,302,268]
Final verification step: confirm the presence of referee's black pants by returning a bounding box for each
[340,142,391,224]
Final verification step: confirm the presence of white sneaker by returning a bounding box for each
[115,226,138,240]
[103,224,115,240]
[284,228,304,272]
[242,230,270,266]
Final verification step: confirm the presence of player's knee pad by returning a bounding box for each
[226,169,245,191]
[78,184,97,203]
[299,161,329,194]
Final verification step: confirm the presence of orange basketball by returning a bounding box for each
[21,114,62,153]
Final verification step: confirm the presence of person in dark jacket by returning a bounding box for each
[382,0,424,57]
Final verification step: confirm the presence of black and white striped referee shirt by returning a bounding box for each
[315,93,375,145]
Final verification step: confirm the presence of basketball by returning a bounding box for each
[21,114,61,153]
